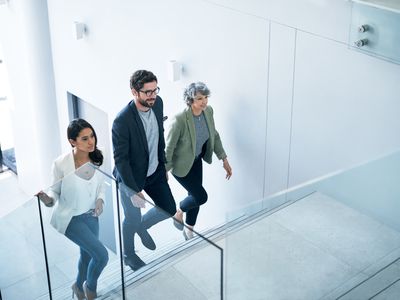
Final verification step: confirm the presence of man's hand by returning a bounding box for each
[131,192,146,208]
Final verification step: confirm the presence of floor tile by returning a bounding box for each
[174,245,222,299]
[373,279,400,299]
[224,218,358,300]
[363,247,400,276]
[1,267,68,300]
[320,272,369,300]
[125,266,207,300]
[336,263,400,300]
[269,192,400,271]
[0,172,30,218]
[0,218,46,288]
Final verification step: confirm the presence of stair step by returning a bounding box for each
[337,259,400,299]
[36,215,247,299]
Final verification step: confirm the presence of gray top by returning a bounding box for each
[138,109,159,176]
[193,112,209,157]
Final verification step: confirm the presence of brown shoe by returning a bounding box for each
[71,283,85,300]
[83,282,97,300]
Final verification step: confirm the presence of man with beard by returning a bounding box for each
[112,70,176,271]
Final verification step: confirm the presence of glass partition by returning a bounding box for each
[349,1,400,65]
[115,181,224,300]
[23,162,224,299]
[308,150,400,299]
[225,150,400,299]
[0,196,48,300]
[36,163,124,299]
[6,148,400,299]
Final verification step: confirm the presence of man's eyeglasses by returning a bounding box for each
[139,87,160,97]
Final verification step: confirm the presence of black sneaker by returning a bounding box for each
[137,229,156,250]
[124,254,146,271]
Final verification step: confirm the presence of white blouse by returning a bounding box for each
[48,152,106,234]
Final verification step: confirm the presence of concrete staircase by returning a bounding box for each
[2,190,400,299]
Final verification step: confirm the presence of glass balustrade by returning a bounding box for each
[0,196,48,299]
[310,150,400,299]
[114,181,223,300]
[225,149,400,299]
[0,162,223,299]
[35,163,124,299]
[4,148,400,299]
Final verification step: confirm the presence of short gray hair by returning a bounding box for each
[183,82,211,106]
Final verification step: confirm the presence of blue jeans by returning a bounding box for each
[120,163,176,257]
[65,213,109,292]
[173,157,208,226]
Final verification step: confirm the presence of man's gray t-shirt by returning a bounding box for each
[138,109,159,176]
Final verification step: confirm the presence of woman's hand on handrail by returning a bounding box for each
[35,191,55,207]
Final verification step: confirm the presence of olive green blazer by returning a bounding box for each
[166,105,227,177]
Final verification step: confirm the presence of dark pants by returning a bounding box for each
[173,157,208,226]
[65,213,109,292]
[120,163,176,257]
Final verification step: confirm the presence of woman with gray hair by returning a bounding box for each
[165,82,232,239]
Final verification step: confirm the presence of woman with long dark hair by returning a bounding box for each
[37,118,108,300]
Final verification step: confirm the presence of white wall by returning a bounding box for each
[289,31,400,188]
[205,0,352,42]
[48,0,400,229]
[4,0,398,229]
[46,0,269,229]
[264,22,295,196]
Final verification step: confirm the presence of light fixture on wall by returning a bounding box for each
[73,21,86,40]
[167,60,183,82]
